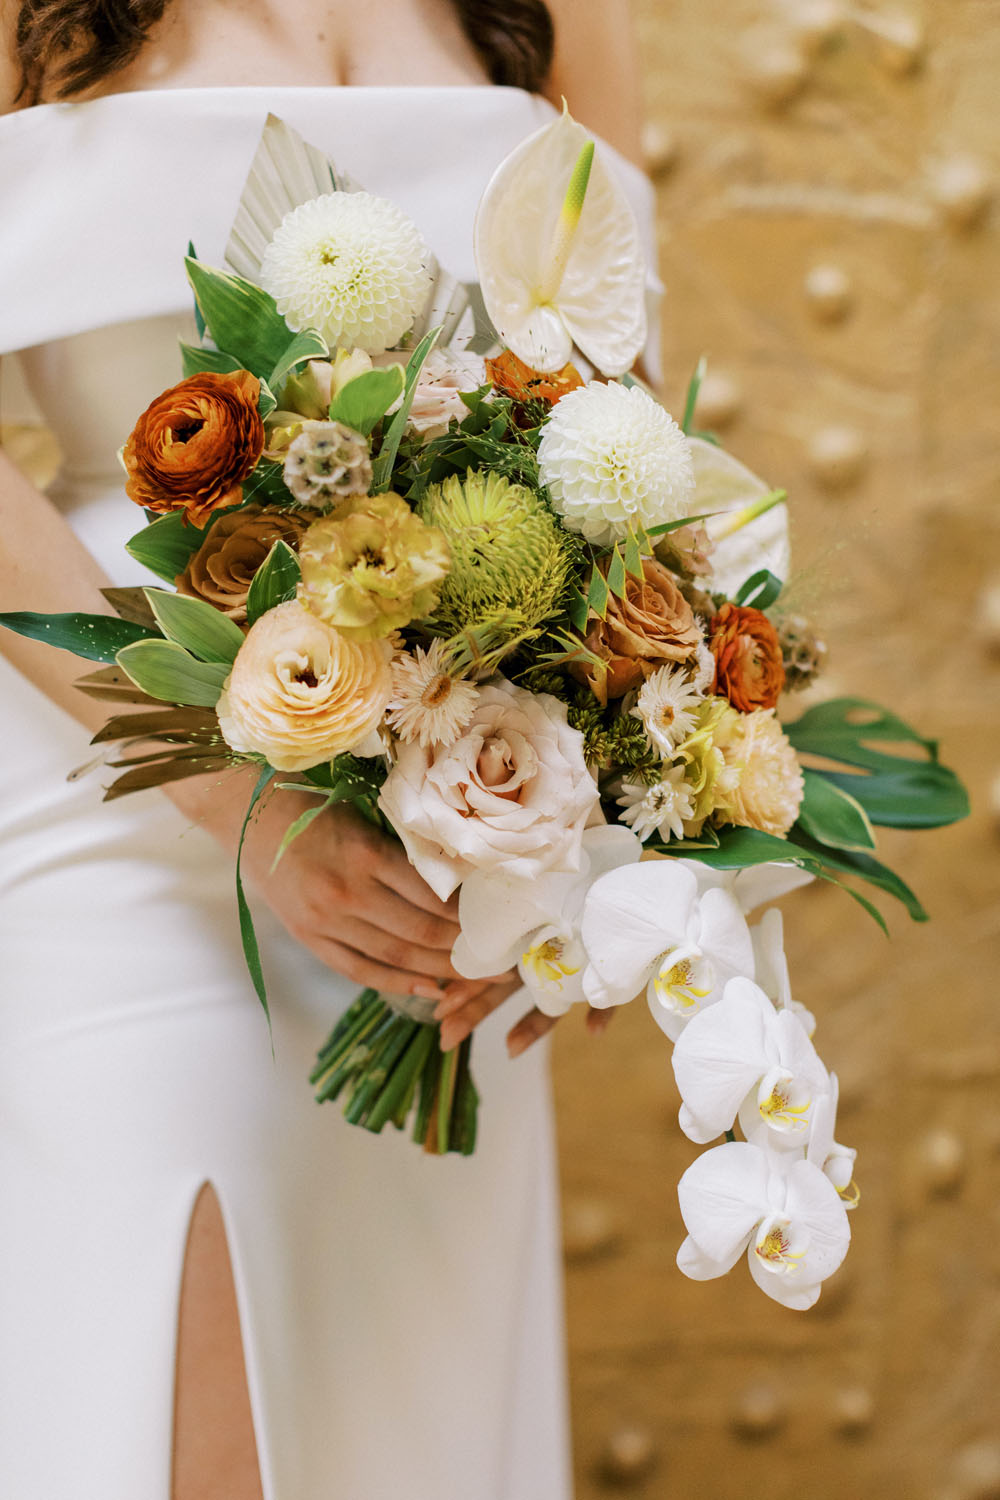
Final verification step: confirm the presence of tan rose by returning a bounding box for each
[175,507,307,623]
[123,370,265,527]
[570,556,703,706]
[216,601,392,771]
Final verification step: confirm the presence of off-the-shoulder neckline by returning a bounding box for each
[0,83,652,186]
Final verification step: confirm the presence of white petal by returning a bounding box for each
[677,1141,769,1266]
[581,860,698,997]
[672,980,773,1140]
[695,887,756,981]
[677,1233,748,1282]
[677,1102,726,1146]
[473,108,647,376]
[690,437,791,599]
[747,1247,823,1310]
[784,1158,852,1284]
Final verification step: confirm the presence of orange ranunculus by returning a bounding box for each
[710,602,786,712]
[486,349,584,408]
[569,556,703,706]
[123,370,265,527]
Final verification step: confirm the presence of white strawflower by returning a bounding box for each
[617,767,695,842]
[537,381,696,545]
[385,640,479,749]
[260,192,433,355]
[690,641,716,694]
[633,666,704,758]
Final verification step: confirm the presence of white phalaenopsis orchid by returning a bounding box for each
[579,861,754,1037]
[806,1075,859,1208]
[452,825,642,1017]
[681,859,815,916]
[751,907,817,1036]
[672,977,829,1145]
[473,106,647,376]
[676,1141,851,1310]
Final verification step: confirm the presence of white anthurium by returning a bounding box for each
[473,105,647,376]
[676,1140,851,1310]
[452,825,642,1017]
[751,907,817,1037]
[579,861,754,1038]
[673,977,829,1146]
[679,858,815,916]
[688,438,790,601]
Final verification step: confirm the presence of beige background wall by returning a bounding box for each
[553,3,999,1496]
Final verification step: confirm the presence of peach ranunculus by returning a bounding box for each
[377,678,600,900]
[123,370,265,527]
[715,707,804,838]
[175,506,307,623]
[710,602,786,712]
[570,556,703,706]
[216,600,392,771]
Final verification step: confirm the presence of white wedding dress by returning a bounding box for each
[0,85,661,1500]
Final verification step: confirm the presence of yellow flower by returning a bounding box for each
[714,708,805,838]
[674,697,744,833]
[297,493,450,640]
[216,601,392,771]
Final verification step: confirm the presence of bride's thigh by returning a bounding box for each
[172,1184,263,1500]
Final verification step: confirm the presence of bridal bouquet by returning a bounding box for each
[2,111,967,1307]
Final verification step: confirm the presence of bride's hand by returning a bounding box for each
[434,984,615,1057]
[167,770,512,1003]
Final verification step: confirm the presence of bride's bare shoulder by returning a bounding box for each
[543,0,644,166]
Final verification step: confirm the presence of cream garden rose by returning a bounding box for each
[377,678,599,900]
[217,600,392,771]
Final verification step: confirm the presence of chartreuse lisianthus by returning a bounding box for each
[298,492,450,640]
[417,469,577,664]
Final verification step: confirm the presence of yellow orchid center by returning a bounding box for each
[756,1068,811,1134]
[753,1215,808,1275]
[653,948,711,1012]
[522,935,581,990]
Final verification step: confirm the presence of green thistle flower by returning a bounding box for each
[418,469,579,666]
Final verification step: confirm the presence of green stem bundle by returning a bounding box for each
[311,990,479,1155]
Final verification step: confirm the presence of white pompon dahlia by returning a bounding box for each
[259,193,433,354]
[537,381,695,545]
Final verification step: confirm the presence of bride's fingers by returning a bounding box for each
[585,1006,616,1036]
[438,976,521,1052]
[506,1006,559,1058]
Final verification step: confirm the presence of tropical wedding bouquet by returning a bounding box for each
[2,110,967,1308]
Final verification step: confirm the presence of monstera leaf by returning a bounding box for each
[786,698,969,829]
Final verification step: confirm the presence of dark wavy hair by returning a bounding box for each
[14,0,555,106]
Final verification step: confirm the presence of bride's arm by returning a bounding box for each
[0,441,513,1004]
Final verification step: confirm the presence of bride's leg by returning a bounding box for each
[172,1185,264,1500]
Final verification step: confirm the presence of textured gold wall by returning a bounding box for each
[552,3,999,1497]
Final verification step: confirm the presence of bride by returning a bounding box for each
[0,3,654,1495]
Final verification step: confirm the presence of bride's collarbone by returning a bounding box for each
[0,0,493,111]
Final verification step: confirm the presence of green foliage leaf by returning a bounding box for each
[125,510,212,583]
[0,610,157,663]
[236,768,276,1024]
[606,545,627,600]
[185,256,293,379]
[681,355,707,435]
[179,342,242,379]
[787,828,928,923]
[328,366,405,437]
[798,769,876,852]
[735,568,783,609]
[143,589,245,664]
[586,566,611,620]
[623,528,644,579]
[785,697,970,829]
[270,795,335,873]
[268,328,329,395]
[246,540,302,625]
[643,509,719,539]
[257,378,277,420]
[116,639,230,707]
[371,328,441,493]
[568,583,590,633]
